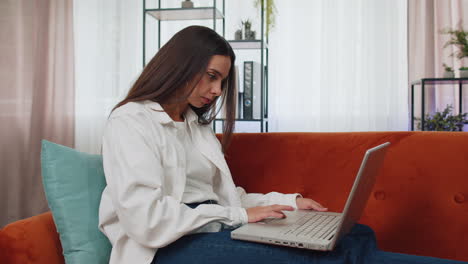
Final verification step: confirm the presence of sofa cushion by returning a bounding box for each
[0,212,64,264]
[41,140,111,264]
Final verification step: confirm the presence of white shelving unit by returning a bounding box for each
[143,0,269,132]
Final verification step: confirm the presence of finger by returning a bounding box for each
[310,202,328,211]
[313,206,328,211]
[308,200,325,208]
[268,211,286,219]
[313,201,325,208]
[304,199,323,208]
[271,204,294,211]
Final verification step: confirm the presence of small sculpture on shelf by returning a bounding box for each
[181,0,194,8]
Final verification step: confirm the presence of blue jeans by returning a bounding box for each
[152,202,466,264]
[154,224,379,264]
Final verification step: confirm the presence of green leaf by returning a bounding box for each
[413,104,468,131]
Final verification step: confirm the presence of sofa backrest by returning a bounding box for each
[222,132,468,261]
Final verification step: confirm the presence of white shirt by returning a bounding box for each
[173,120,219,204]
[98,100,301,264]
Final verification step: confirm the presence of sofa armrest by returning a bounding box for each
[0,211,64,264]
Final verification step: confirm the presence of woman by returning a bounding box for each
[98,25,331,264]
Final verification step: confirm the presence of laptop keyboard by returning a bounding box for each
[281,213,340,239]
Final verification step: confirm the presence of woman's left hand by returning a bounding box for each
[296,197,328,211]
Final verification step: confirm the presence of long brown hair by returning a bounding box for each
[112,26,237,152]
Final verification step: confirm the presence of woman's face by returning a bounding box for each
[187,55,231,108]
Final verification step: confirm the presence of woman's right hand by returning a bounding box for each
[246,205,295,223]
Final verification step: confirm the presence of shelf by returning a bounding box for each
[146,7,224,21]
[143,0,269,132]
[410,78,466,131]
[411,78,468,85]
[215,118,267,122]
[228,40,268,50]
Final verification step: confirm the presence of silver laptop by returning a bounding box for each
[231,142,390,251]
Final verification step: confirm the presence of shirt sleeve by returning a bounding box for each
[236,187,302,209]
[101,113,247,248]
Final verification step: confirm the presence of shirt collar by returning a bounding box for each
[143,100,199,126]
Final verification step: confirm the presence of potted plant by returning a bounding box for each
[242,19,256,40]
[460,66,468,78]
[442,27,468,77]
[442,27,468,58]
[254,0,276,38]
[243,19,252,32]
[443,63,455,78]
[415,105,467,131]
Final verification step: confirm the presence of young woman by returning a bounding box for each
[98,26,350,264]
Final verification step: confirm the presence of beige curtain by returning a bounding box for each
[409,0,468,125]
[0,0,74,227]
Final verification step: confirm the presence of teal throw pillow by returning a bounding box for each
[41,140,111,264]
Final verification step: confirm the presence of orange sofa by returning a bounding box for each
[1,132,467,263]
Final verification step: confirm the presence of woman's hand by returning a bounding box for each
[296,198,328,211]
[246,205,294,223]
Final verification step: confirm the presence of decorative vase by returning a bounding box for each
[234,29,243,40]
[182,0,194,8]
[443,71,455,78]
[245,30,256,40]
[460,70,468,78]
